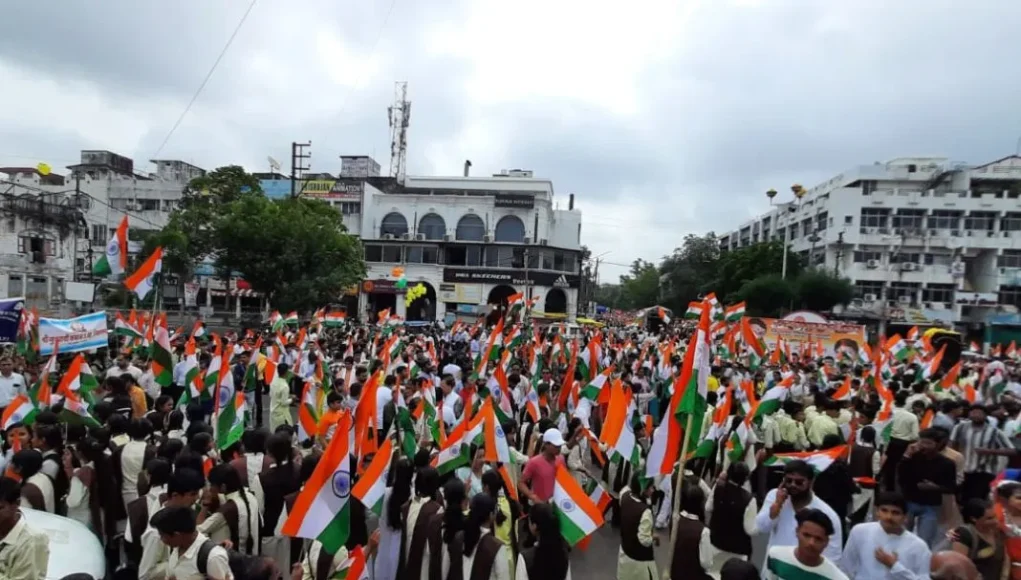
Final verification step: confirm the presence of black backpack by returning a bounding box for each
[195,540,260,579]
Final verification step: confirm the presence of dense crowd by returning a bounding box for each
[0,303,1017,579]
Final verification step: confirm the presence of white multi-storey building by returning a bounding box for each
[0,151,203,309]
[0,168,81,309]
[720,155,1021,329]
[266,164,584,322]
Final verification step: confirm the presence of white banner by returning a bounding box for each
[38,311,109,356]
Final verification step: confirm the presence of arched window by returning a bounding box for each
[418,214,447,240]
[494,215,526,243]
[455,214,486,241]
[380,212,408,237]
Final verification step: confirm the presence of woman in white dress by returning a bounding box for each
[374,457,413,580]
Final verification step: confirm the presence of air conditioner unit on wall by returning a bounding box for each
[523,237,532,245]
[415,233,425,241]
[401,233,412,240]
[866,259,880,269]
[443,234,452,242]
[898,295,912,304]
[483,234,493,243]
[382,233,395,240]
[863,293,878,302]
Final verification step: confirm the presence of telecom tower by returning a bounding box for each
[387,81,411,183]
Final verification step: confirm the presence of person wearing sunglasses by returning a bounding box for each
[754,460,844,567]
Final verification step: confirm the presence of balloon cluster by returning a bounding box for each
[391,266,408,290]
[405,283,427,307]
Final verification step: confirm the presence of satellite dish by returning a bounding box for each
[267,156,281,172]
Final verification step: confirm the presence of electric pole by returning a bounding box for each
[290,141,311,198]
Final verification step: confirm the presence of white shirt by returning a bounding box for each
[840,522,930,580]
[765,545,847,580]
[120,440,148,506]
[0,512,49,580]
[405,497,440,580]
[755,489,843,566]
[107,364,143,381]
[167,532,233,580]
[463,530,510,580]
[377,386,393,426]
[0,373,27,406]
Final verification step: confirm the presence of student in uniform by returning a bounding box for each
[461,493,510,580]
[516,502,570,580]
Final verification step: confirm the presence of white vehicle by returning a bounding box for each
[22,508,106,579]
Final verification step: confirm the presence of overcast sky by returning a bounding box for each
[3,0,1021,282]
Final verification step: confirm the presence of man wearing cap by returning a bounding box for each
[519,428,567,508]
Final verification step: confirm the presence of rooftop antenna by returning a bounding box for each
[387,81,411,184]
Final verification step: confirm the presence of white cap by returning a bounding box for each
[542,428,565,447]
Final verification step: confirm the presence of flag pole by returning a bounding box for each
[663,411,695,580]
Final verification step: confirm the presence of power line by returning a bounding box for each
[151,0,259,158]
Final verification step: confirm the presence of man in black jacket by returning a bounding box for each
[898,427,956,547]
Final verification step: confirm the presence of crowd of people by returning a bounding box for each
[0,304,1018,579]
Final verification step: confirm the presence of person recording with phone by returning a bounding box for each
[754,460,844,566]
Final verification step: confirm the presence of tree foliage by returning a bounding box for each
[595,233,852,317]
[145,166,365,312]
[615,259,660,310]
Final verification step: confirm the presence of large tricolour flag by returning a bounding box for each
[92,216,128,276]
[124,246,163,300]
[764,445,848,473]
[282,412,353,555]
[214,349,241,449]
[150,314,174,387]
[352,435,392,516]
[673,298,711,455]
[600,379,637,464]
[552,464,604,546]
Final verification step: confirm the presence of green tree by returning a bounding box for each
[734,274,795,317]
[618,259,660,309]
[145,166,365,313]
[659,233,720,311]
[794,269,854,312]
[712,240,803,302]
[214,196,365,312]
[593,284,626,309]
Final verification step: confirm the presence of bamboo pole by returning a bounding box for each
[662,411,695,580]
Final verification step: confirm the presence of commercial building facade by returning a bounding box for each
[266,164,584,322]
[719,155,1021,331]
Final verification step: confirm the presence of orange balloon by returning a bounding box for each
[391,266,404,278]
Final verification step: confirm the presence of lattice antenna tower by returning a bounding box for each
[387,81,411,183]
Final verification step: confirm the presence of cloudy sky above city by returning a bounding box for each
[3,0,1021,281]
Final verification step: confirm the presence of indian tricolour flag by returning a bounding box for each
[323,312,347,327]
[886,334,910,362]
[684,301,702,319]
[113,313,143,339]
[214,349,242,450]
[673,298,711,454]
[1,395,36,430]
[583,479,612,514]
[552,464,604,546]
[725,301,746,322]
[764,445,848,473]
[284,311,299,326]
[600,379,637,464]
[124,246,163,300]
[352,436,392,516]
[92,215,128,277]
[150,315,174,387]
[432,420,472,475]
[282,412,353,555]
[579,367,613,401]
[333,545,368,580]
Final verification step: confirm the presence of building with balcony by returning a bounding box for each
[719,155,1021,331]
[0,167,82,309]
[266,163,584,322]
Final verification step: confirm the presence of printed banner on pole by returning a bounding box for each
[39,311,109,355]
[0,298,24,344]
